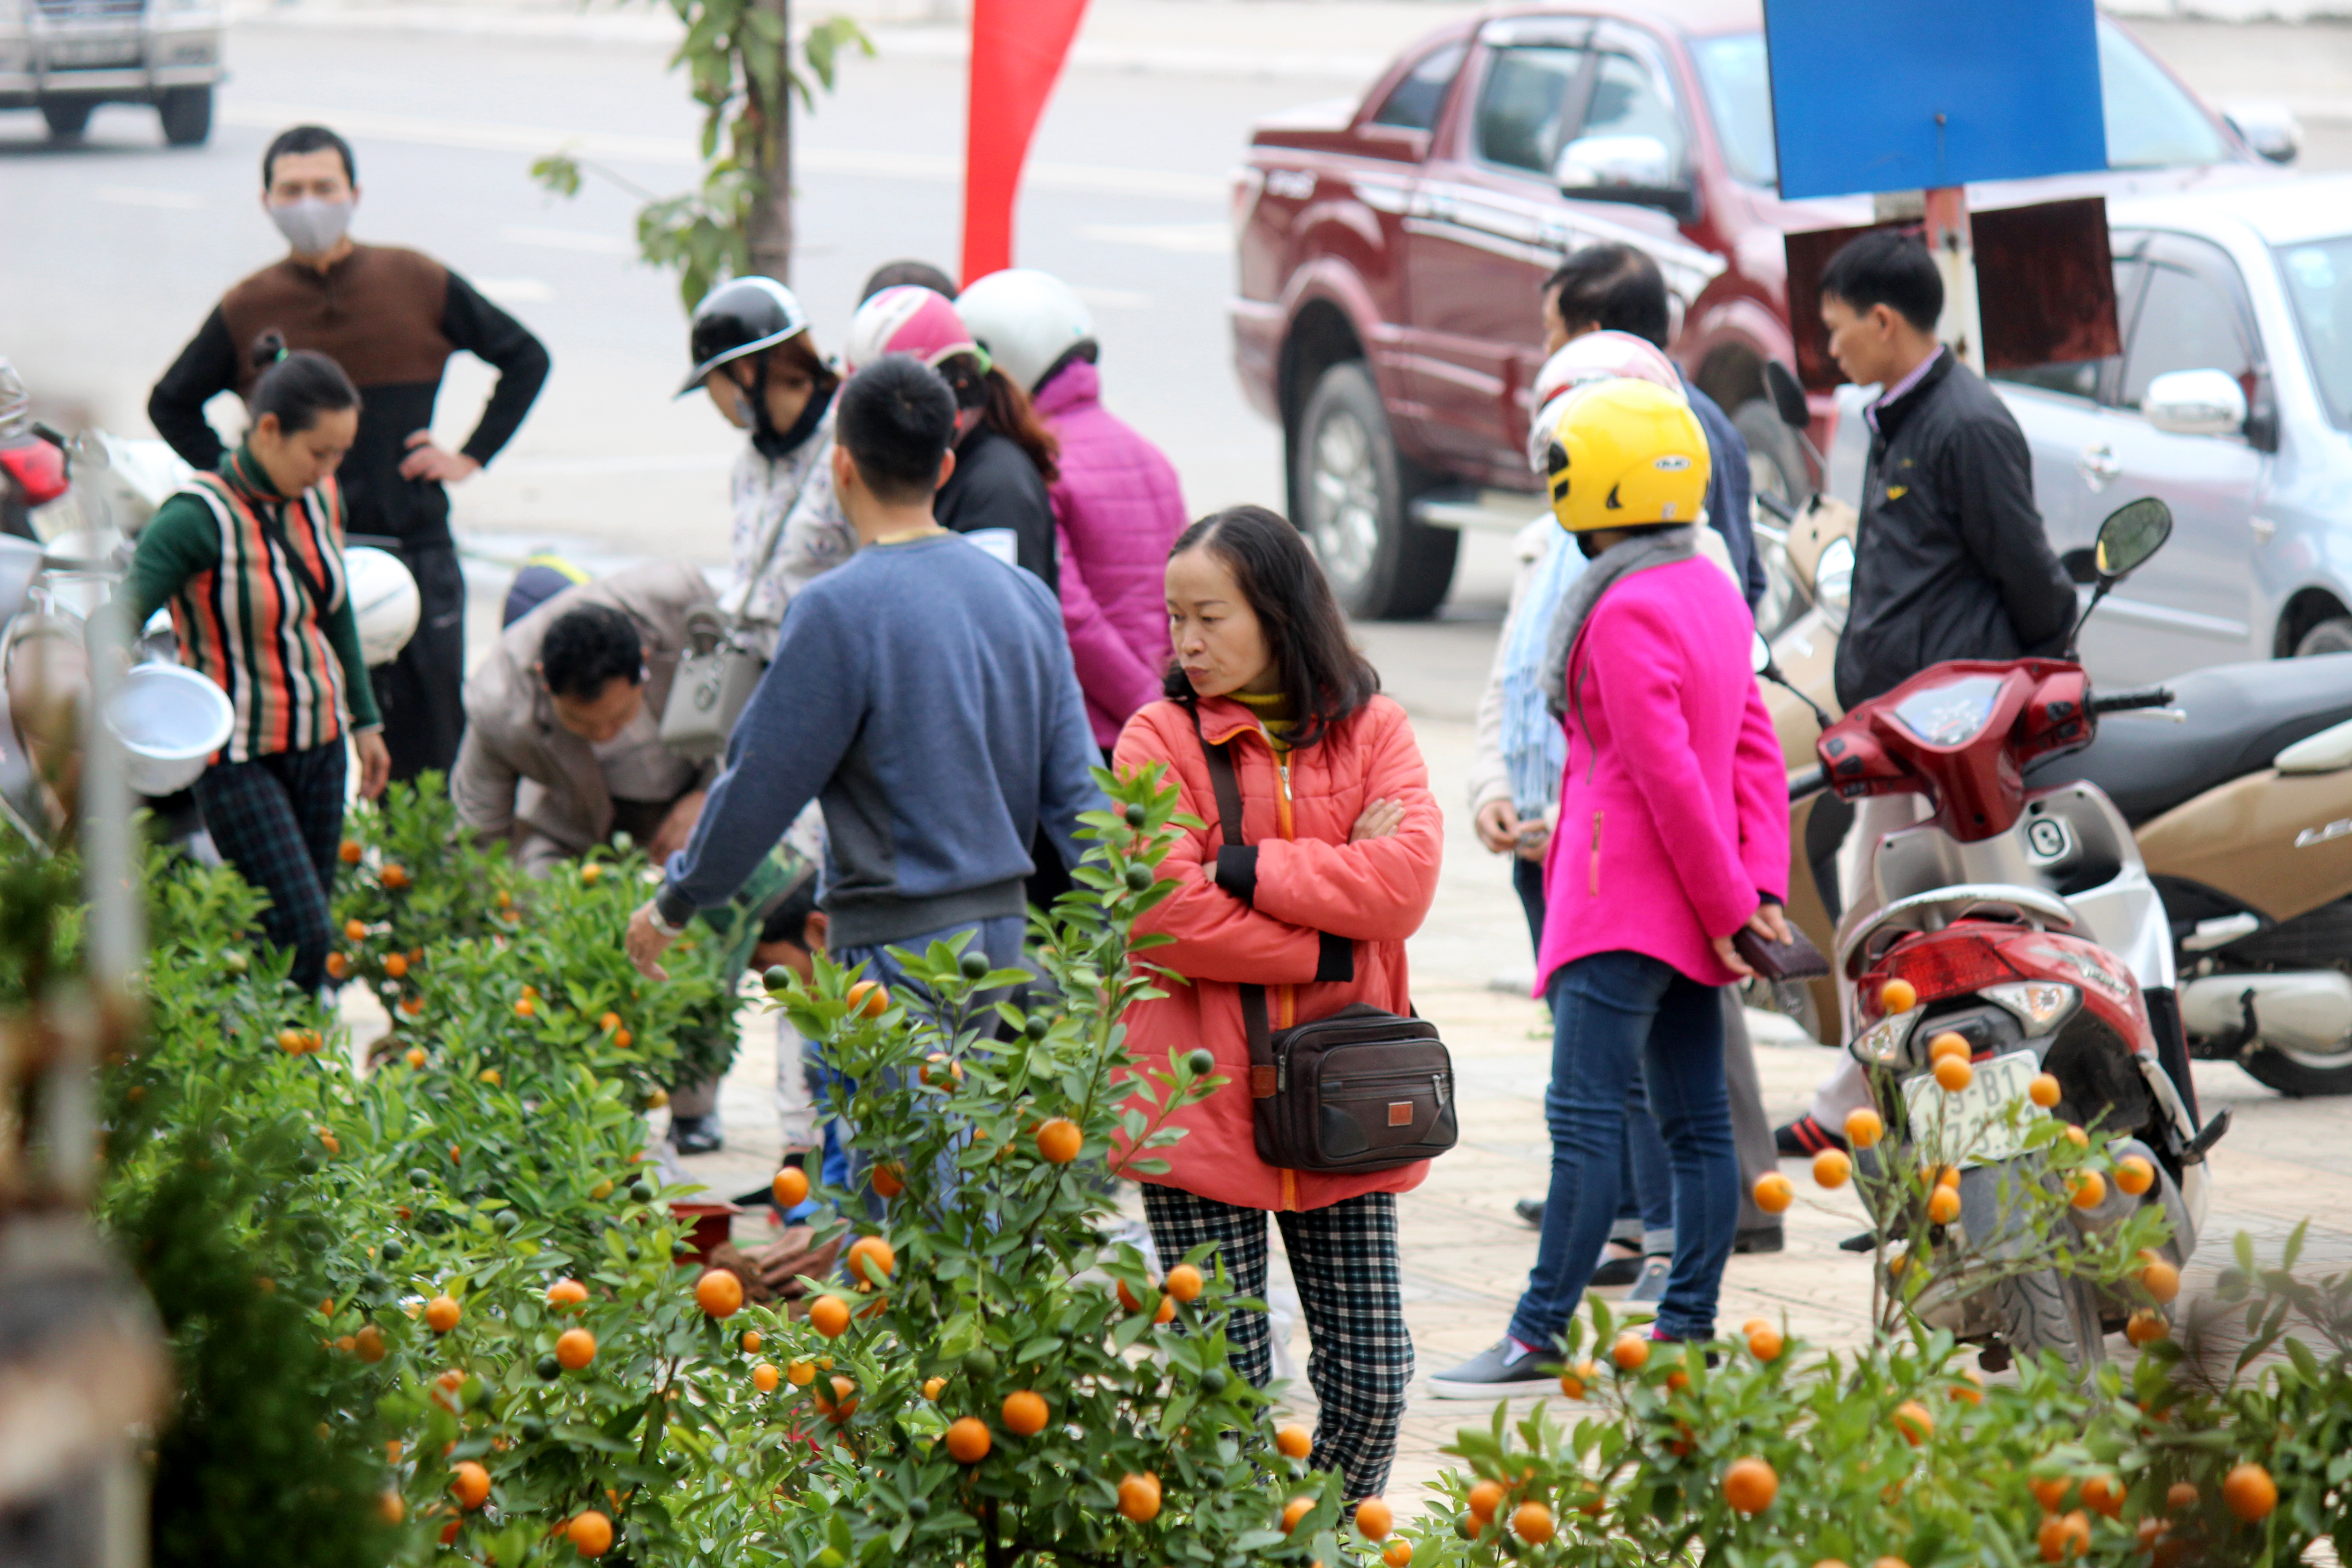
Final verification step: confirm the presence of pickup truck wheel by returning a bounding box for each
[41,100,94,139]
[1294,361,1455,620]
[1732,398,1808,514]
[159,87,213,147]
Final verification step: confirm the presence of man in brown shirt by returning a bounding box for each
[149,123,551,782]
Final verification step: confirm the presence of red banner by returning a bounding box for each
[961,0,1088,286]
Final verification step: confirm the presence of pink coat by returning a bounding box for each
[1112,694,1442,1212]
[1535,557,1788,992]
[1035,362,1189,747]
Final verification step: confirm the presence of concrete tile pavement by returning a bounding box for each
[652,692,2352,1521]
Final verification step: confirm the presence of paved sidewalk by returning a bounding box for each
[662,701,2352,1517]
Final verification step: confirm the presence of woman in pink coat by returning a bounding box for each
[1431,381,1789,1399]
[1113,505,1441,1499]
[957,270,1187,749]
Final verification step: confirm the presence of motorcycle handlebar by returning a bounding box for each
[2089,686,2175,714]
[1789,765,1825,802]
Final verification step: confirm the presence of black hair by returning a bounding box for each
[1820,229,1944,334]
[835,358,958,504]
[1543,243,1670,348]
[538,602,644,701]
[246,332,359,437]
[262,124,356,189]
[757,877,822,948]
[1162,505,1379,750]
[858,260,958,304]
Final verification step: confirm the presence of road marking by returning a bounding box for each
[473,277,554,304]
[220,100,1225,201]
[97,185,205,210]
[500,224,636,255]
[1077,221,1232,253]
[1072,285,1152,310]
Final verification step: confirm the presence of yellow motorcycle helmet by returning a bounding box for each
[1542,377,1711,534]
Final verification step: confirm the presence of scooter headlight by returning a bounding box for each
[1981,981,2078,1033]
[1848,1010,1918,1066]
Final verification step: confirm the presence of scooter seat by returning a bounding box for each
[2027,654,2352,827]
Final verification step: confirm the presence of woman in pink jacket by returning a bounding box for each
[958,270,1187,750]
[1113,505,1441,1499]
[1431,381,1789,1398]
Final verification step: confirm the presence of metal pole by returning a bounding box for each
[1922,185,1983,374]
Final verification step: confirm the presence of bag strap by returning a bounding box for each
[1194,710,1277,1101]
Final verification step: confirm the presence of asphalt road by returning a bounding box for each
[0,14,1529,702]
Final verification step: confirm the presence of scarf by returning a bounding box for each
[752,381,837,462]
[1541,525,1697,719]
[1499,534,1585,813]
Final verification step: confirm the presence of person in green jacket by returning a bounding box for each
[130,332,391,993]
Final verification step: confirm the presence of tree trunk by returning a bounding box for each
[744,0,793,282]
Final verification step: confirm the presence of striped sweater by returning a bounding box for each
[130,444,381,762]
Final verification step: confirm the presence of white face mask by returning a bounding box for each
[269,197,354,257]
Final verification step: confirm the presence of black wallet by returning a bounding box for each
[1733,923,1829,981]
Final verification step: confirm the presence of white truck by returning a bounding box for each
[0,0,223,146]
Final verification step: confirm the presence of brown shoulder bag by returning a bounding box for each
[1196,720,1458,1175]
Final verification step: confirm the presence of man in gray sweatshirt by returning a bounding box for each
[624,356,1104,991]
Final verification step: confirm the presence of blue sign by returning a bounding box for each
[1764,0,2108,200]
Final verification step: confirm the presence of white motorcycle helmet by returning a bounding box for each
[1526,330,1687,473]
[345,546,421,667]
[955,269,1096,396]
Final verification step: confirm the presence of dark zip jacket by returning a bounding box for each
[1833,352,2077,710]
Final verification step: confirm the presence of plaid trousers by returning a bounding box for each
[1142,1185,1413,1499]
[196,743,347,993]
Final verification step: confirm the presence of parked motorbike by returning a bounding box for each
[1787,499,2218,1368]
[1,421,418,848]
[1752,359,2352,1097]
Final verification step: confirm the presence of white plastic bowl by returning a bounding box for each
[105,664,233,797]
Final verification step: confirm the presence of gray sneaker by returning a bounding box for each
[1626,1256,1671,1303]
[1427,1338,1561,1400]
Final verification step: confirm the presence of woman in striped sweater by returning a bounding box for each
[131,334,390,993]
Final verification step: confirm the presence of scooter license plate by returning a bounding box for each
[1901,1050,2044,1169]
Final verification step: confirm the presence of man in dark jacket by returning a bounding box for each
[149,123,551,782]
[1821,230,2075,710]
[1777,230,2079,1160]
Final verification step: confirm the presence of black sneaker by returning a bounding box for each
[1513,1196,1545,1228]
[1427,1339,1561,1400]
[1774,1113,1846,1157]
[1590,1252,1643,1288]
[1735,1224,1785,1254]
[669,1112,725,1155]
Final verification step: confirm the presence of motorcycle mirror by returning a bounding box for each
[1763,359,1809,431]
[2068,498,2175,657]
[2094,497,2171,580]
[1752,629,1835,733]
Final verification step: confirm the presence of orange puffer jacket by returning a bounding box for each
[1110,693,1443,1212]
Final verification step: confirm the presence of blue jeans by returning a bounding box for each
[1509,950,1737,1346]
[821,915,1029,1210]
[1512,858,1674,1254]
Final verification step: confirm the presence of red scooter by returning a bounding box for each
[1784,499,2224,1369]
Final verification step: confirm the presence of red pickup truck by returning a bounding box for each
[1230,2,2290,617]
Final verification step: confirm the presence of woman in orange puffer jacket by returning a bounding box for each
[1112,505,1442,1500]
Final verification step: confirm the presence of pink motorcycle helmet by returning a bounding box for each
[1526,330,1686,472]
[842,285,985,375]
